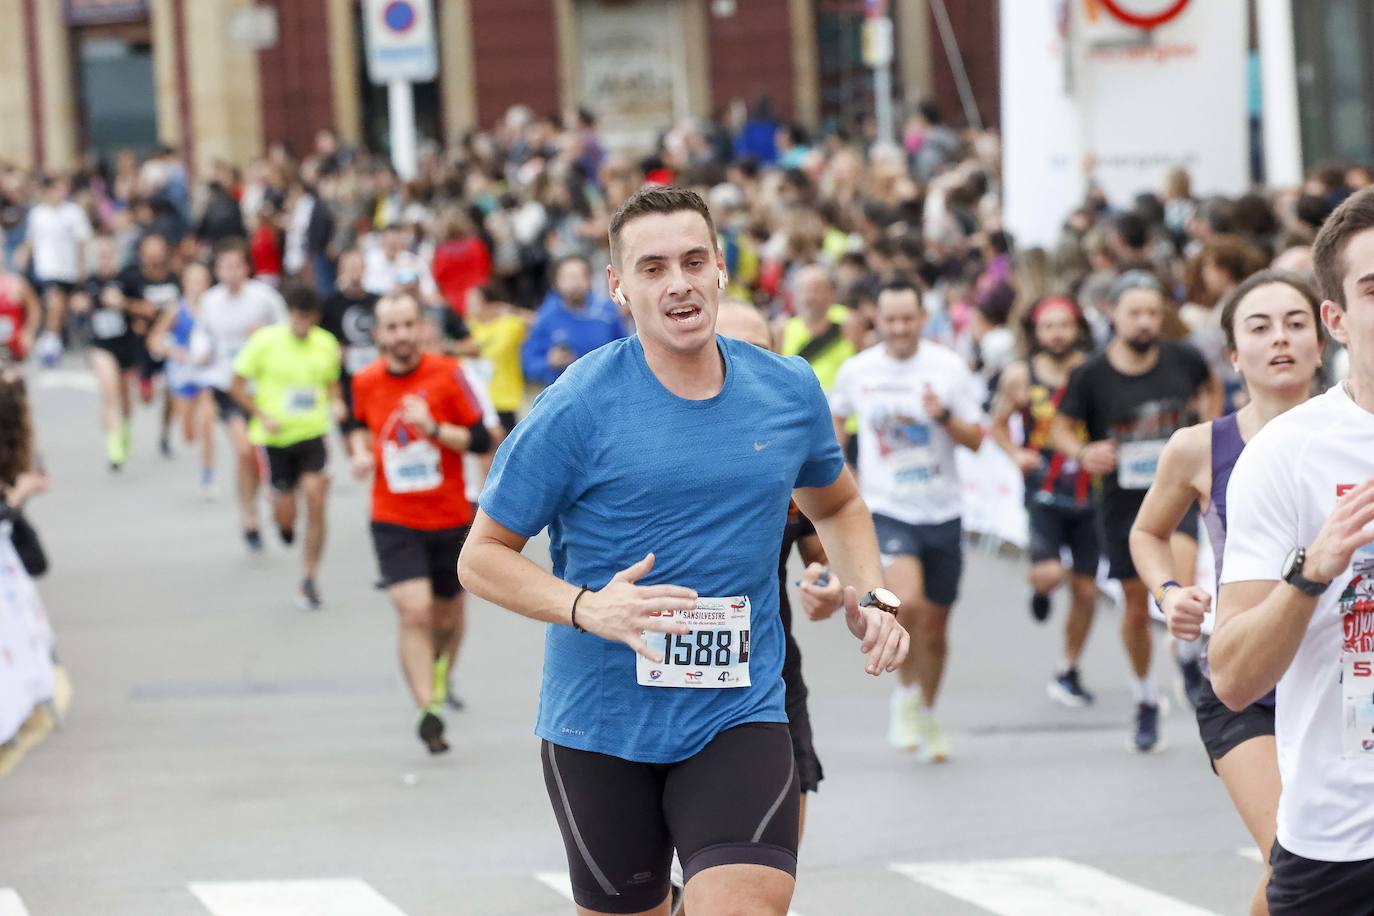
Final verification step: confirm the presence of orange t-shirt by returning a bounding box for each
[351,353,483,530]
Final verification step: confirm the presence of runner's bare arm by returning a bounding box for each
[1212,478,1374,710]
[145,306,178,358]
[458,509,695,661]
[987,362,1028,461]
[1129,425,1212,640]
[348,426,374,479]
[793,468,909,675]
[18,279,39,351]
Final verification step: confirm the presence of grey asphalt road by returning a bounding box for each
[1,371,1262,915]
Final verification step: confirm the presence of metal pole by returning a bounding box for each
[388,78,418,179]
[874,60,895,145]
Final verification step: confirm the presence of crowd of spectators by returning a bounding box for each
[0,95,1359,403]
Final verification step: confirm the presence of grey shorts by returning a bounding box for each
[873,514,963,607]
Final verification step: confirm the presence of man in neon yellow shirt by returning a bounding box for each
[465,285,529,434]
[780,264,857,392]
[231,284,344,610]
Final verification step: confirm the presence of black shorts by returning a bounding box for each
[369,521,468,599]
[211,387,249,423]
[781,632,823,794]
[1027,502,1099,576]
[1103,494,1201,581]
[264,436,327,492]
[873,514,963,607]
[90,334,142,371]
[1195,675,1275,767]
[1268,840,1374,915]
[542,722,799,914]
[37,278,75,296]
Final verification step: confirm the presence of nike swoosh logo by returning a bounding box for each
[753,441,770,452]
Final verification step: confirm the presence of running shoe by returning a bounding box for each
[105,429,126,470]
[120,420,132,456]
[1132,702,1161,753]
[244,529,263,553]
[914,708,950,764]
[158,433,172,458]
[296,578,321,611]
[1030,592,1051,622]
[1047,668,1095,707]
[35,332,62,368]
[278,526,295,546]
[444,679,466,712]
[418,709,449,755]
[1178,657,1204,710]
[887,689,922,751]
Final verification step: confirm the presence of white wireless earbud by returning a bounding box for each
[614,288,628,307]
[718,271,727,291]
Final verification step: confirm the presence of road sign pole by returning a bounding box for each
[388,78,418,180]
[874,61,894,146]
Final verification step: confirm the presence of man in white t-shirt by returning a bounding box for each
[1213,187,1374,915]
[830,279,984,763]
[191,241,287,551]
[23,176,93,366]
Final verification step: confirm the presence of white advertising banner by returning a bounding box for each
[0,530,54,745]
[1001,0,1249,247]
[577,0,687,152]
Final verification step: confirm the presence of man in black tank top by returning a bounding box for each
[991,297,1099,708]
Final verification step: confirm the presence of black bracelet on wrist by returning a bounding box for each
[571,584,591,632]
[428,420,440,438]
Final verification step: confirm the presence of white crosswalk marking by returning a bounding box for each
[0,889,31,916]
[188,879,407,916]
[1237,847,1264,864]
[890,858,1221,916]
[535,872,805,915]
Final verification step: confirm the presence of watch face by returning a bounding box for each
[1282,547,1301,581]
[870,587,901,609]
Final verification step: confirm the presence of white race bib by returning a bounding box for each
[283,386,320,416]
[382,438,443,493]
[1117,439,1166,490]
[345,345,378,375]
[637,596,752,689]
[890,445,941,498]
[91,309,127,340]
[1343,652,1374,759]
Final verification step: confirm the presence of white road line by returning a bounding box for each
[0,889,31,916]
[535,872,805,915]
[890,858,1221,916]
[32,369,97,393]
[188,879,408,916]
[1237,847,1265,864]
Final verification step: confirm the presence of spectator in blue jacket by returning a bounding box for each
[520,255,627,385]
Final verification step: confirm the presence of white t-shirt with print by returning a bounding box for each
[192,279,288,390]
[829,341,983,527]
[26,201,93,282]
[1222,383,1374,862]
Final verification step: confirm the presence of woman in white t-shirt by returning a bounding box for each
[1129,270,1323,915]
[1213,188,1374,915]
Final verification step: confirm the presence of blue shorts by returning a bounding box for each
[873,514,964,607]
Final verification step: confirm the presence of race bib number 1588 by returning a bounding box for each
[637,596,751,688]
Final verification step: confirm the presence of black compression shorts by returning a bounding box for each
[541,721,799,914]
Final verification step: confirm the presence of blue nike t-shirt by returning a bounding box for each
[480,334,844,763]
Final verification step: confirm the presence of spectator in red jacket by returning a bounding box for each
[431,208,490,316]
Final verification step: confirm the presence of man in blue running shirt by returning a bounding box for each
[459,187,907,916]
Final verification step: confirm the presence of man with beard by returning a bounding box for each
[349,292,490,754]
[991,297,1099,707]
[1053,271,1215,753]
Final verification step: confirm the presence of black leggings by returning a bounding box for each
[541,721,800,914]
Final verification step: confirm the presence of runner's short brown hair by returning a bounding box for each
[608,187,716,266]
[1313,187,1374,308]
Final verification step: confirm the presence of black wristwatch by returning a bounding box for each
[1282,547,1330,597]
[859,587,902,615]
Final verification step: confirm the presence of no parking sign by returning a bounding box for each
[363,0,437,85]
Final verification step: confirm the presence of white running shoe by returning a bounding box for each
[888,689,922,751]
[915,708,950,764]
[35,331,62,368]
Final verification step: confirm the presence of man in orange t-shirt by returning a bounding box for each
[349,292,492,754]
